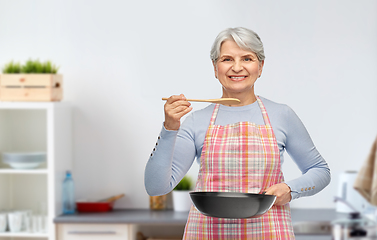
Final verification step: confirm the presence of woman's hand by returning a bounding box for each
[264,183,292,206]
[164,94,192,131]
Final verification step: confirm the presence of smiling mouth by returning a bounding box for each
[229,76,247,81]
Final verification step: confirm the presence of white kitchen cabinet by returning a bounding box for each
[57,224,130,240]
[54,209,188,240]
[0,102,72,240]
[57,223,184,240]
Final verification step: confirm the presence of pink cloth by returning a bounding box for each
[183,97,295,239]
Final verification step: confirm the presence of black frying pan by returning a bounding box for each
[189,191,276,219]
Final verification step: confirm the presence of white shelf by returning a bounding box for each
[0,101,68,110]
[0,169,48,174]
[0,103,72,240]
[0,231,49,238]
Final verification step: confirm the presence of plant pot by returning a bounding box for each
[0,74,63,101]
[172,190,192,212]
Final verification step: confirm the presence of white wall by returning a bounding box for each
[0,0,376,209]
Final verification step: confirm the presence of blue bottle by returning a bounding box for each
[62,171,76,214]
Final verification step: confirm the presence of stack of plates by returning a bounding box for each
[2,152,46,169]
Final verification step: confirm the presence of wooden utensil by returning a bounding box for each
[99,194,125,202]
[162,98,241,105]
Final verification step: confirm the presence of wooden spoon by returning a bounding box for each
[98,194,125,202]
[162,97,241,105]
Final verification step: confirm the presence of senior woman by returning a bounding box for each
[145,27,330,239]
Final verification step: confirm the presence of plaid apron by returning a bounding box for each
[183,97,295,239]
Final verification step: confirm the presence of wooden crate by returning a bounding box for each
[0,74,63,101]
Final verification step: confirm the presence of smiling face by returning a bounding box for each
[214,40,264,102]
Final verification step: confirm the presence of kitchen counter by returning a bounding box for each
[55,209,377,240]
[54,208,344,224]
[54,208,189,224]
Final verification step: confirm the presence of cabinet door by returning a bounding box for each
[57,224,129,240]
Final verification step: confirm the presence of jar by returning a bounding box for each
[149,195,167,210]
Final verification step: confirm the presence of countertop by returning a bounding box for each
[54,208,189,224]
[54,208,345,224]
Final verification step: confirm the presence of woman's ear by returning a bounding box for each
[212,61,218,79]
[258,60,264,77]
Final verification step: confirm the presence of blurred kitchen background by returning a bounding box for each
[0,0,376,211]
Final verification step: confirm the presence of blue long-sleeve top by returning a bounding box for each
[144,96,331,200]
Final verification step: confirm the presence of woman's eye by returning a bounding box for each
[222,58,231,62]
[244,58,252,61]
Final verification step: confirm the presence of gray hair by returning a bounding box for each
[210,27,265,63]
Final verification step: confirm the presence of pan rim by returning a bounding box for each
[189,191,276,198]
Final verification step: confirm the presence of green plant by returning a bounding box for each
[2,59,59,74]
[43,60,59,74]
[174,176,193,191]
[2,61,21,73]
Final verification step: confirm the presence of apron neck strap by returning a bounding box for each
[209,104,220,125]
[256,96,272,126]
[209,96,272,126]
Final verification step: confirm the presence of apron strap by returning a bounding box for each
[209,104,220,125]
[210,97,272,126]
[256,96,272,126]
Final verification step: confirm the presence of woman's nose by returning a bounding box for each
[232,61,243,72]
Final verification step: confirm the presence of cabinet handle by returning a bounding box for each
[68,231,117,235]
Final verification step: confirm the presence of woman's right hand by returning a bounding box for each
[164,94,192,131]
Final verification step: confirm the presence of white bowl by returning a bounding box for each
[2,152,46,169]
[6,162,42,170]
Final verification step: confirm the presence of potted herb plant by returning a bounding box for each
[172,176,193,212]
[0,59,62,101]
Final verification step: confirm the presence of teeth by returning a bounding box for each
[230,76,245,79]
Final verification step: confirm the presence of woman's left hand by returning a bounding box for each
[264,183,292,206]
